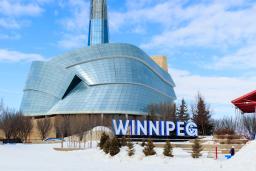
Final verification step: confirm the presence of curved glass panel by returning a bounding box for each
[74,58,173,96]
[49,82,175,115]
[50,43,175,86]
[21,44,176,116]
[24,61,74,98]
[21,90,59,116]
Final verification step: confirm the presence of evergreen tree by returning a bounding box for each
[176,99,190,122]
[192,94,213,135]
[99,132,110,149]
[191,139,203,158]
[143,139,156,156]
[103,139,111,154]
[109,137,120,156]
[127,138,135,156]
[163,140,173,157]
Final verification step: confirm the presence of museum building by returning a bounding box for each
[20,0,176,118]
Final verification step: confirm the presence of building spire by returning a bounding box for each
[88,0,109,46]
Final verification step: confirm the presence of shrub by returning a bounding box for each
[163,140,173,157]
[127,138,135,156]
[143,139,156,156]
[192,139,203,158]
[99,132,110,150]
[120,136,127,147]
[103,139,111,154]
[109,137,120,156]
[141,139,146,147]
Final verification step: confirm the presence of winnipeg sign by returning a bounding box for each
[112,120,198,137]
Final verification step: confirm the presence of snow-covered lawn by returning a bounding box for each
[0,141,256,171]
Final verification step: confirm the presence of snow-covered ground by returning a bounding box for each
[0,141,255,171]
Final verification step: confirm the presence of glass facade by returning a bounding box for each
[88,0,109,46]
[20,43,176,116]
[20,0,177,116]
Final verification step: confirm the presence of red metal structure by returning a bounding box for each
[232,90,256,113]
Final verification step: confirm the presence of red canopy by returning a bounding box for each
[232,90,256,113]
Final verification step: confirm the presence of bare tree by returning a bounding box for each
[0,109,16,140]
[0,98,4,114]
[147,104,159,120]
[54,116,71,138]
[70,116,89,148]
[0,111,12,139]
[37,118,52,140]
[164,103,176,121]
[0,103,33,143]
[214,117,239,135]
[147,103,176,121]
[18,115,33,143]
[243,114,256,139]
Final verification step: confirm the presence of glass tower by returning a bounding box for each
[88,0,109,46]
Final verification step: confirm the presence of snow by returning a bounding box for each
[201,136,214,141]
[91,126,112,133]
[223,141,256,170]
[0,141,255,171]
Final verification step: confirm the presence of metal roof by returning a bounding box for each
[232,90,256,113]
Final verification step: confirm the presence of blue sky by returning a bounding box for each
[0,0,256,118]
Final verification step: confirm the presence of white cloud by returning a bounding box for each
[0,0,44,40]
[210,44,256,70]
[109,1,178,32]
[125,0,159,10]
[169,68,256,116]
[0,49,45,62]
[109,12,126,32]
[123,1,256,116]
[107,0,256,49]
[141,2,256,49]
[60,0,89,31]
[0,0,43,17]
[58,34,87,49]
[0,18,20,29]
[57,0,89,49]
[35,0,54,5]
[0,33,20,40]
